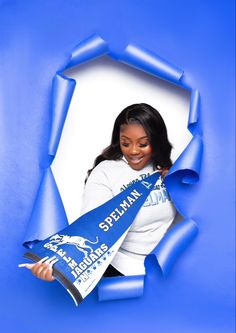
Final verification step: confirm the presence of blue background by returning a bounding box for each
[0,1,235,332]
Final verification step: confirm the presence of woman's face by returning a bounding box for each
[119,123,152,171]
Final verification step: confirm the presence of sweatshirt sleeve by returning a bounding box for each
[80,162,113,216]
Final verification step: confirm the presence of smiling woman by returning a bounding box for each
[86,103,173,176]
[80,103,177,277]
[25,103,177,280]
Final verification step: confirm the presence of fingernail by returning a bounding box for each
[39,256,50,263]
[49,258,59,268]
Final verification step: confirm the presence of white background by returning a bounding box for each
[51,57,192,223]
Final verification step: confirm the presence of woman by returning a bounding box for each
[21,103,177,280]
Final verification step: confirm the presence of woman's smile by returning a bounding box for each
[127,156,144,164]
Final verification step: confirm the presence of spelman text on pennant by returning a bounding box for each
[98,189,142,232]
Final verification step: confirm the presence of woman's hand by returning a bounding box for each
[18,256,58,282]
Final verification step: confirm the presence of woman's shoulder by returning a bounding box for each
[89,159,127,179]
[93,159,125,171]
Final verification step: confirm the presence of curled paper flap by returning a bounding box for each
[97,219,199,299]
[98,275,144,301]
[48,73,76,157]
[117,43,184,84]
[188,89,200,135]
[23,168,68,248]
[150,218,198,277]
[166,134,203,185]
[66,34,109,69]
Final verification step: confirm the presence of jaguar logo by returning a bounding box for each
[49,234,99,258]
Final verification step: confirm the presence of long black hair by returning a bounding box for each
[86,103,173,180]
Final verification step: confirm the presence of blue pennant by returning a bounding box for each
[24,171,160,305]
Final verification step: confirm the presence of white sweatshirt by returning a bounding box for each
[80,158,176,275]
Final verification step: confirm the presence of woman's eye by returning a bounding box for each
[121,142,129,147]
[139,143,149,148]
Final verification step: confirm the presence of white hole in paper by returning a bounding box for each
[51,57,192,223]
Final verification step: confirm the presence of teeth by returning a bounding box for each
[129,157,143,163]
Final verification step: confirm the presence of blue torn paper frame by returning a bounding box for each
[24,172,160,305]
[23,34,203,302]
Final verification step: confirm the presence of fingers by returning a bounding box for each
[32,256,57,281]
[19,256,58,282]
[31,256,54,276]
[42,257,59,281]
[18,256,50,270]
